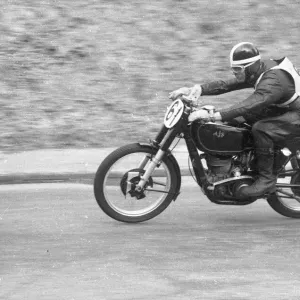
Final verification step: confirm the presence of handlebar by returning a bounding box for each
[178,97,198,109]
[170,97,251,128]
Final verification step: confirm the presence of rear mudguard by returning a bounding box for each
[138,142,182,201]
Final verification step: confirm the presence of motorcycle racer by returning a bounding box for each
[169,42,300,199]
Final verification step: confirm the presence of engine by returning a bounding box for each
[205,152,251,183]
[203,151,256,204]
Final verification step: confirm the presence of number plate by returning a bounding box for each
[164,99,184,128]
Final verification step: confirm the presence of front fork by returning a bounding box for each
[135,124,180,191]
[136,149,165,191]
[135,125,168,169]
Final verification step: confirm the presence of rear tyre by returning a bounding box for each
[267,155,300,218]
[267,192,300,218]
[94,143,180,223]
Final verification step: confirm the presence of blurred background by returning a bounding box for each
[0,0,299,152]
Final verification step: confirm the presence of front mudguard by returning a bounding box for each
[138,142,182,201]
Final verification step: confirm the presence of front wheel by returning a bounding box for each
[94,143,180,223]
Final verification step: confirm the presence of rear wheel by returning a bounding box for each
[267,155,300,218]
[94,143,180,223]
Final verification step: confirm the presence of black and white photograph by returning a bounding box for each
[1,1,300,299]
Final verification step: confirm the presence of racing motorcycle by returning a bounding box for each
[94,97,300,223]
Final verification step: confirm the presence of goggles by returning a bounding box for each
[231,60,257,74]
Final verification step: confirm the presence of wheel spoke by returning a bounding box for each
[152,180,167,187]
[102,150,172,217]
[276,188,300,204]
[144,188,170,194]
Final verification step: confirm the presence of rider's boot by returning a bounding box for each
[238,148,276,199]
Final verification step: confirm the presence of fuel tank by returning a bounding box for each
[190,122,254,154]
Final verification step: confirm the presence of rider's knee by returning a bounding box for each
[252,120,270,134]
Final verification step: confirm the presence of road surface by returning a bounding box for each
[1,179,300,300]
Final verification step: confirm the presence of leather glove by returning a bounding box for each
[169,87,191,101]
[188,109,222,123]
[188,109,210,122]
[182,85,202,103]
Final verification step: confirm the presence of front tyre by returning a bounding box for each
[94,143,180,223]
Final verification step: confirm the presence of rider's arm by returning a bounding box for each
[218,70,286,122]
[201,77,251,95]
[169,77,251,101]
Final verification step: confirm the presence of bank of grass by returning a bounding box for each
[1,0,300,152]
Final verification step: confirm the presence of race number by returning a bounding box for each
[164,99,184,128]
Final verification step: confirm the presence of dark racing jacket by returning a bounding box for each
[200,58,298,124]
